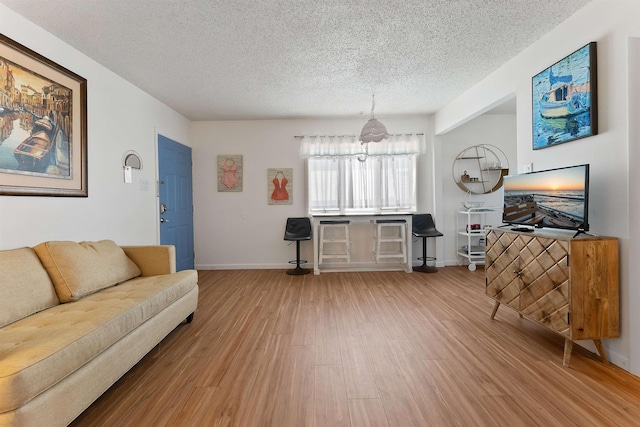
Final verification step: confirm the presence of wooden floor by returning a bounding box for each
[72,267,640,427]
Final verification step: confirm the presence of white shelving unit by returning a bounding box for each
[452,145,509,195]
[457,207,502,271]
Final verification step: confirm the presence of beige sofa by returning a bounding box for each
[0,240,198,427]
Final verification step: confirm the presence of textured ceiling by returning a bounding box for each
[0,0,592,120]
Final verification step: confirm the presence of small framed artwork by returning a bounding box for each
[217,155,243,192]
[0,34,88,196]
[268,168,292,205]
[532,42,597,150]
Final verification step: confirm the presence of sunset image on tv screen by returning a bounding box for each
[503,165,588,230]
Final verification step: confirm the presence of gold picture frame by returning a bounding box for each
[0,34,87,196]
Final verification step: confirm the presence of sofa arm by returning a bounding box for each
[121,245,176,276]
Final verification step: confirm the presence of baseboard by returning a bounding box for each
[575,340,630,371]
[199,261,447,270]
[195,263,291,270]
[607,349,630,371]
[444,259,472,267]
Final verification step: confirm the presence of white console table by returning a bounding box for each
[311,213,413,275]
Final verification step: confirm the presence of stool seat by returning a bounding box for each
[412,214,442,273]
[284,217,312,275]
[285,218,313,241]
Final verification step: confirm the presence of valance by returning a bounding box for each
[300,134,424,158]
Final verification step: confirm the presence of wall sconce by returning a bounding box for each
[122,150,142,183]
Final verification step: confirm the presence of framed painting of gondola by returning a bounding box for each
[0,34,87,196]
[532,42,597,150]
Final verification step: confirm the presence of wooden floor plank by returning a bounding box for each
[315,365,350,427]
[71,267,640,427]
[357,322,428,426]
[340,338,380,400]
[386,339,461,426]
[270,344,316,427]
[348,398,390,427]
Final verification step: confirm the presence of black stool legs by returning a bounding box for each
[413,236,438,273]
[287,240,310,275]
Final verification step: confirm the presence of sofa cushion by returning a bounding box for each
[0,269,197,413]
[34,240,141,302]
[0,248,59,328]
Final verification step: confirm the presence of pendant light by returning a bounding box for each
[359,94,389,144]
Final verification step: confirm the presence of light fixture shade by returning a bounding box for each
[359,117,389,143]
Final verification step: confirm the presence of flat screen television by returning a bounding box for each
[502,164,589,232]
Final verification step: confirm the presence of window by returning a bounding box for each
[302,135,422,214]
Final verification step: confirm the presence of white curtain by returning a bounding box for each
[303,134,422,213]
[346,157,376,209]
[307,157,340,211]
[379,155,414,210]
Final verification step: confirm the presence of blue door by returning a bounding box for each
[158,135,194,271]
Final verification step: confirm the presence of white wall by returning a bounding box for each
[0,5,191,249]
[436,114,517,266]
[434,0,640,372]
[628,34,640,375]
[191,116,432,269]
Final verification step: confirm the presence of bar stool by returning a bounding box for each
[372,219,407,264]
[283,217,312,275]
[412,213,443,273]
[318,220,351,264]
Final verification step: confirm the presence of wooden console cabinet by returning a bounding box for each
[485,228,619,366]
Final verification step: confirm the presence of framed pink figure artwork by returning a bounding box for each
[217,155,242,192]
[267,168,292,205]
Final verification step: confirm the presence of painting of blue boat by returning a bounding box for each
[532,42,598,150]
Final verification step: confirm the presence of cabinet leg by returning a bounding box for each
[563,339,573,367]
[490,300,500,319]
[593,339,609,364]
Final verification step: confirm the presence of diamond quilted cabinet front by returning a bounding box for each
[519,237,570,336]
[487,230,572,335]
[485,229,523,311]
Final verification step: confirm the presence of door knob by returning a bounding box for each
[160,218,171,223]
